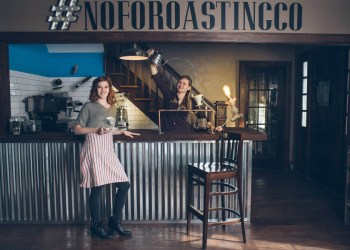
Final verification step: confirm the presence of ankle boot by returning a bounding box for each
[108,217,132,236]
[91,221,112,239]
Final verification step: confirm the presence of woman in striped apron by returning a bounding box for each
[75,76,140,239]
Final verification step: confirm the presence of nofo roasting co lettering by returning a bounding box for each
[84,1,303,31]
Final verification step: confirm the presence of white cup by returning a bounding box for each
[192,94,203,106]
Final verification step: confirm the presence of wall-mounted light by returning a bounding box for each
[119,43,148,61]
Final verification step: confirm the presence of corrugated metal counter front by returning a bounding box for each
[0,129,254,223]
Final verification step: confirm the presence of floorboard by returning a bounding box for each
[0,169,349,250]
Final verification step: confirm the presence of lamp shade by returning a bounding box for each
[149,51,163,66]
[119,44,148,61]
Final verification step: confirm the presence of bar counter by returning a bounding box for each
[0,129,220,143]
[0,128,266,224]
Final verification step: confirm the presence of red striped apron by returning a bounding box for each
[79,133,129,188]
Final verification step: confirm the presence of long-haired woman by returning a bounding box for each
[75,76,140,239]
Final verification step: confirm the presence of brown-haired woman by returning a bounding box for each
[74,76,140,239]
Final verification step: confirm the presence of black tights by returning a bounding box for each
[89,181,130,223]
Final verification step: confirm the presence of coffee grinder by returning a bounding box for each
[116,92,129,129]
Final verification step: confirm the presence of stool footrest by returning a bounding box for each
[208,207,242,218]
[189,205,204,219]
[193,181,239,196]
[210,190,238,196]
[207,218,242,227]
[189,205,242,219]
[210,181,236,189]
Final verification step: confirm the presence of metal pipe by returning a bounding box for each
[158,109,216,134]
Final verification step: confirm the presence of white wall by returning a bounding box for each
[9,70,157,130]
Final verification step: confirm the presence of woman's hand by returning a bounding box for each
[121,130,141,138]
[147,49,158,75]
[147,49,154,56]
[214,126,223,132]
[99,128,141,138]
[97,127,110,135]
[74,124,108,135]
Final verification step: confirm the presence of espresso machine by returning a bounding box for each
[116,92,129,128]
[25,94,72,132]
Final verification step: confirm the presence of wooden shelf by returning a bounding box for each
[119,85,139,89]
[134,98,154,101]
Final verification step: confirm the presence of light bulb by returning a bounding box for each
[223,85,231,99]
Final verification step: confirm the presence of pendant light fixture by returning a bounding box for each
[119,43,148,61]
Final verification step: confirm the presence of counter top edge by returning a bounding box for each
[0,129,221,143]
[0,128,267,143]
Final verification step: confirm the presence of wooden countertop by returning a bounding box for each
[0,128,267,143]
[224,127,268,141]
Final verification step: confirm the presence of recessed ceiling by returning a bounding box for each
[46,44,104,53]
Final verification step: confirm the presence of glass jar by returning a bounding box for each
[23,120,42,133]
[9,116,26,135]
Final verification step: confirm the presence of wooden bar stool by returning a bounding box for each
[186,131,246,249]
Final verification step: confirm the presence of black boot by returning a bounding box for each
[91,221,112,239]
[108,217,132,236]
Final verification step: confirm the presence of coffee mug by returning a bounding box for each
[192,94,203,106]
[105,116,116,127]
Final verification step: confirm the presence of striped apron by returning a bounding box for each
[79,133,129,188]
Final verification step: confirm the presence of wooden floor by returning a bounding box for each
[1,168,350,250]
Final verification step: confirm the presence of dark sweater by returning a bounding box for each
[153,72,202,132]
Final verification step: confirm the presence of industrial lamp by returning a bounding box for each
[119,43,148,61]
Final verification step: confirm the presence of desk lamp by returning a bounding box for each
[222,85,244,126]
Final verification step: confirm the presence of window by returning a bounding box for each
[258,102,266,129]
[301,61,308,127]
[346,50,350,137]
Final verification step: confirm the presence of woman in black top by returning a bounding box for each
[151,69,195,131]
[148,49,222,132]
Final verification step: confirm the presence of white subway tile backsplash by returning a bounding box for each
[127,115,136,121]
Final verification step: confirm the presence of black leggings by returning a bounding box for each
[89,181,130,223]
